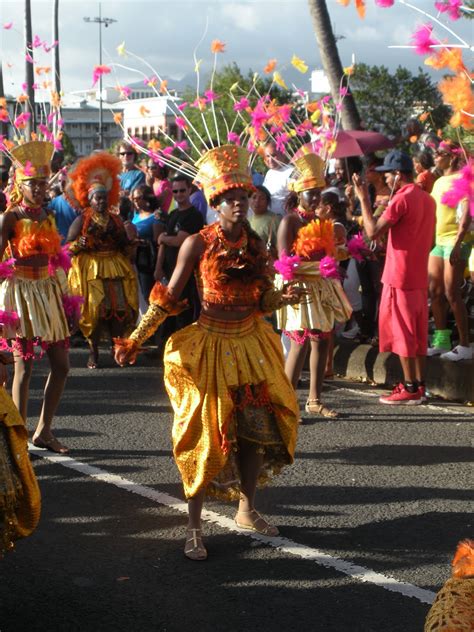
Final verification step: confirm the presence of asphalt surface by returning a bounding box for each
[0,347,472,632]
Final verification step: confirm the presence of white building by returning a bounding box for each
[61,100,123,155]
[121,95,181,143]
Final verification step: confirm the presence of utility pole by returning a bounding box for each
[24,0,36,139]
[83,4,116,149]
[52,0,61,95]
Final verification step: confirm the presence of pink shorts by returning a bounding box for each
[379,285,428,357]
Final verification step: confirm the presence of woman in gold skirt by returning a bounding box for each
[66,153,138,368]
[115,145,302,561]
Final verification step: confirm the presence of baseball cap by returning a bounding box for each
[375,150,414,173]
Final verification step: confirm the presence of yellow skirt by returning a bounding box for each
[0,266,69,343]
[68,251,138,340]
[276,261,352,334]
[164,314,299,500]
[0,388,41,554]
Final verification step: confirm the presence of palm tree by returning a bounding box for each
[52,0,61,94]
[307,0,361,130]
[24,0,36,138]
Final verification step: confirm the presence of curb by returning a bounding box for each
[332,341,473,402]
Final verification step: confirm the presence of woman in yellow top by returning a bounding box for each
[0,141,74,454]
[115,145,302,561]
[428,141,472,361]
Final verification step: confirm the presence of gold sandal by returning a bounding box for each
[235,510,279,536]
[184,528,207,561]
[305,399,339,418]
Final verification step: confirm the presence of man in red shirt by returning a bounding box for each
[353,150,436,404]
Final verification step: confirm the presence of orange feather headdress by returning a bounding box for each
[65,152,121,210]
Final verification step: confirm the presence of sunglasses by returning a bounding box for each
[172,188,187,193]
[435,151,450,157]
[119,151,134,156]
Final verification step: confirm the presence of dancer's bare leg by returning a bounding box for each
[32,344,70,450]
[11,348,33,422]
[285,338,309,388]
[235,439,278,535]
[308,337,329,401]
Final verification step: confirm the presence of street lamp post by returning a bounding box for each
[83,4,116,150]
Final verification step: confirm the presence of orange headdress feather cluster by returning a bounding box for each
[65,152,121,210]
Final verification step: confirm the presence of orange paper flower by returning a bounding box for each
[264,59,277,74]
[210,39,226,54]
[425,48,467,75]
[113,112,123,124]
[159,80,168,94]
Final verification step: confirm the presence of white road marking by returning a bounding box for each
[326,385,472,417]
[29,444,436,605]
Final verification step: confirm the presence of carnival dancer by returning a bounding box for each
[115,145,302,561]
[0,352,41,556]
[275,152,352,419]
[66,152,138,369]
[0,141,76,454]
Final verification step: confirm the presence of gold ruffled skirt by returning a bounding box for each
[68,251,138,340]
[0,388,41,555]
[164,314,299,499]
[276,261,352,334]
[0,266,69,343]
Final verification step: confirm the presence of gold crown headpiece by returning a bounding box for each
[288,152,326,193]
[10,141,54,181]
[194,145,255,203]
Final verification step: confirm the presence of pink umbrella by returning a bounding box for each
[332,130,395,158]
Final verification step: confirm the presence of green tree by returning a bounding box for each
[350,64,451,138]
[61,131,76,163]
[180,62,293,159]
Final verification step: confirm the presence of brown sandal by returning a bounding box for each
[235,510,279,536]
[184,528,207,561]
[305,399,339,418]
[32,436,70,454]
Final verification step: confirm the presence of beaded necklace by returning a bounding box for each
[19,201,42,219]
[214,223,248,255]
[295,206,316,223]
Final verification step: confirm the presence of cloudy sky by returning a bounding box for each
[1,0,472,99]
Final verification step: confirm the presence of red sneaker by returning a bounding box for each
[379,383,422,405]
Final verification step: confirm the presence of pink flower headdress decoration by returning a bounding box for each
[411,24,438,55]
[48,245,72,276]
[0,258,16,279]
[434,0,462,21]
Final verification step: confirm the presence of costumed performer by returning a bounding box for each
[66,152,138,369]
[275,151,352,419]
[115,144,303,561]
[0,141,77,455]
[0,352,41,556]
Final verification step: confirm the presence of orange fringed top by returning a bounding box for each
[293,218,336,261]
[10,215,62,259]
[195,223,273,311]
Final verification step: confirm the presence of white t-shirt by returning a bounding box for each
[263,165,293,216]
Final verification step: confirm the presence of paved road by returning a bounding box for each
[0,348,471,632]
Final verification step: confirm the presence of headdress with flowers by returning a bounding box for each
[65,152,121,211]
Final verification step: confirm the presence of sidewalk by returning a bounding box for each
[332,340,473,402]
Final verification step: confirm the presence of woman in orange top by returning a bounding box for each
[115,145,302,562]
[0,141,74,454]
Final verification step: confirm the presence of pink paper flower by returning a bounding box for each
[441,161,474,218]
[174,140,189,152]
[33,35,42,48]
[410,24,437,55]
[175,116,187,130]
[177,102,188,111]
[23,161,34,177]
[25,52,34,64]
[375,0,394,7]
[319,256,340,280]
[275,132,290,154]
[14,112,31,129]
[274,250,301,281]
[233,97,249,112]
[204,90,218,102]
[3,23,13,30]
[92,65,111,86]
[53,139,63,151]
[347,233,366,261]
[227,131,241,145]
[434,0,462,20]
